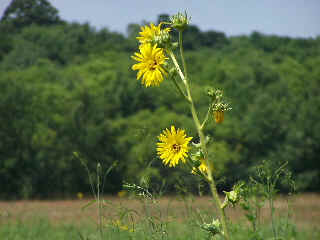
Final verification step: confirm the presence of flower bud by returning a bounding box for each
[222,190,239,209]
[211,89,231,124]
[152,29,171,48]
[214,110,224,124]
[206,87,215,97]
[200,218,222,236]
[222,182,244,208]
[226,190,239,204]
[170,12,190,31]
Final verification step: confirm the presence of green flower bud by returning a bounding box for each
[206,87,215,97]
[152,29,171,48]
[170,12,190,31]
[200,218,222,236]
[222,182,244,208]
[225,190,239,204]
[211,89,232,115]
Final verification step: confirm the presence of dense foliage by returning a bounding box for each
[0,0,319,198]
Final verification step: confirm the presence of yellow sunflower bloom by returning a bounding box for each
[192,158,209,175]
[199,159,209,173]
[137,22,170,44]
[157,126,193,167]
[131,43,168,87]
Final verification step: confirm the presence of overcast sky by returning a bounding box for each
[1,0,319,38]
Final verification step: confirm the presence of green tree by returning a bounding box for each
[157,13,170,24]
[0,0,63,29]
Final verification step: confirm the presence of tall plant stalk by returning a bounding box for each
[167,31,230,240]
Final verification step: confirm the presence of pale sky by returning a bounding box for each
[1,0,319,38]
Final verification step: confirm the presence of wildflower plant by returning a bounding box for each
[131,12,233,239]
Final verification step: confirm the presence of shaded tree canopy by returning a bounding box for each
[0,0,63,29]
[0,11,319,199]
[157,13,170,24]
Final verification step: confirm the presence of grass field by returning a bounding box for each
[0,193,319,239]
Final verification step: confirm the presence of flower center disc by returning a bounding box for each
[149,60,157,70]
[172,143,181,153]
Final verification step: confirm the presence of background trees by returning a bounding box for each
[0,0,63,29]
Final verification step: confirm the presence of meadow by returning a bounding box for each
[0,194,319,239]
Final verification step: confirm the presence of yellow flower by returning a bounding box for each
[137,22,170,44]
[112,220,133,232]
[192,158,209,174]
[131,43,168,87]
[117,190,127,198]
[77,192,83,199]
[157,126,193,167]
[191,158,214,174]
[199,159,208,173]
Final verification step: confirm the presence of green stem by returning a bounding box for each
[189,82,230,240]
[171,76,188,100]
[168,50,187,86]
[169,47,230,240]
[201,103,213,130]
[179,31,188,82]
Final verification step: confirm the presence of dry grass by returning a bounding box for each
[0,193,319,229]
